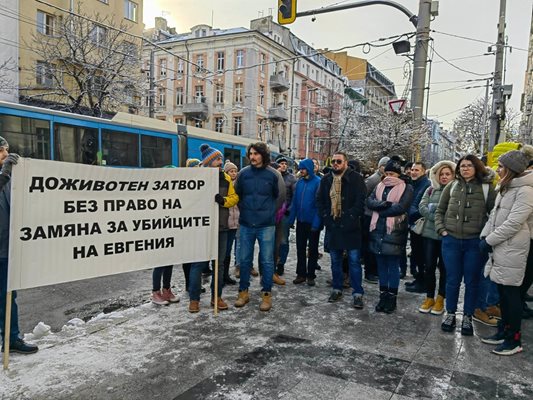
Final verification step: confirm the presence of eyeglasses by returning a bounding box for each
[331,159,344,165]
[460,164,474,169]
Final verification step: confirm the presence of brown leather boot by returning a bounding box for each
[188,300,200,313]
[273,273,286,286]
[259,292,272,311]
[234,290,249,307]
[486,305,501,320]
[211,297,229,310]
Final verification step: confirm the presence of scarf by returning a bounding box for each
[370,176,406,234]
[329,170,345,219]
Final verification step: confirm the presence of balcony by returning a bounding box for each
[268,105,288,122]
[269,73,290,93]
[182,100,209,121]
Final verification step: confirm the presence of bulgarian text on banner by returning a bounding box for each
[8,159,219,291]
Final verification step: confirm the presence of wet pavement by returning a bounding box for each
[5,244,533,399]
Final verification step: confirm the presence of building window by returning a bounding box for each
[236,50,244,68]
[234,82,243,103]
[195,120,203,128]
[175,87,183,106]
[195,85,204,103]
[234,116,242,136]
[260,53,266,73]
[215,84,224,104]
[175,117,183,124]
[158,89,166,107]
[90,25,107,45]
[36,61,54,86]
[37,10,56,36]
[258,119,263,140]
[177,59,184,75]
[216,52,225,72]
[159,59,167,77]
[259,85,264,106]
[215,117,224,133]
[295,83,300,99]
[124,0,138,22]
[196,54,204,73]
[122,41,138,64]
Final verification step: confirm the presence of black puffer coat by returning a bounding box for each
[367,183,413,256]
[316,169,366,250]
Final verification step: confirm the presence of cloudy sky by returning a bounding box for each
[145,0,532,128]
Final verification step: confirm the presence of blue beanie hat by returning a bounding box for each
[200,144,223,167]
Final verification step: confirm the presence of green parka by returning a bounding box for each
[434,168,497,239]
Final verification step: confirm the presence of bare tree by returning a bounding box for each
[0,58,17,95]
[337,106,430,167]
[452,97,523,155]
[21,4,143,116]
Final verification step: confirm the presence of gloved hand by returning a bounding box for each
[1,153,20,177]
[214,193,225,206]
[479,239,492,255]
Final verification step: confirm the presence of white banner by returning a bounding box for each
[8,159,219,291]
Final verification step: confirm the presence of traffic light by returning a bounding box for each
[278,0,297,25]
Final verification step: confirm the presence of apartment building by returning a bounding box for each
[14,0,144,113]
[144,16,346,160]
[143,18,294,151]
[251,16,345,160]
[324,51,397,113]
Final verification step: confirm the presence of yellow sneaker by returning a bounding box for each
[431,295,445,315]
[418,297,435,314]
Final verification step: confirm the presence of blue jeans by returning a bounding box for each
[477,262,500,310]
[277,215,290,266]
[226,229,238,264]
[0,258,20,345]
[330,249,363,296]
[188,231,228,301]
[239,225,276,292]
[152,265,173,291]
[441,235,484,315]
[375,254,401,290]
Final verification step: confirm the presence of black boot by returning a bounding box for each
[384,293,397,314]
[375,291,388,313]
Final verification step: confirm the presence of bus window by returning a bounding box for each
[0,114,50,159]
[224,148,241,169]
[141,135,172,168]
[54,124,98,165]
[102,129,139,167]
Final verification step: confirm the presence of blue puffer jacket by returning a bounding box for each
[408,175,430,225]
[288,158,321,230]
[235,165,281,228]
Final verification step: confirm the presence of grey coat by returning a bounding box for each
[481,171,533,286]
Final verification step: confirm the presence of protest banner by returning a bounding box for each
[7,159,219,291]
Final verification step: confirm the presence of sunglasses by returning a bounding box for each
[331,159,344,165]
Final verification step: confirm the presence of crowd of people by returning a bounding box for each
[1,136,533,358]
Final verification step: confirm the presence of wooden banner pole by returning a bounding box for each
[3,291,12,370]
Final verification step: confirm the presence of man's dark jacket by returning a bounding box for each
[316,168,366,250]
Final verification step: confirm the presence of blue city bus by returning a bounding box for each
[0,101,283,169]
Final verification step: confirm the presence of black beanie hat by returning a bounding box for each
[384,159,402,175]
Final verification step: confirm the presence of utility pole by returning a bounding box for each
[480,78,491,155]
[410,0,433,125]
[488,0,506,157]
[149,49,155,118]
